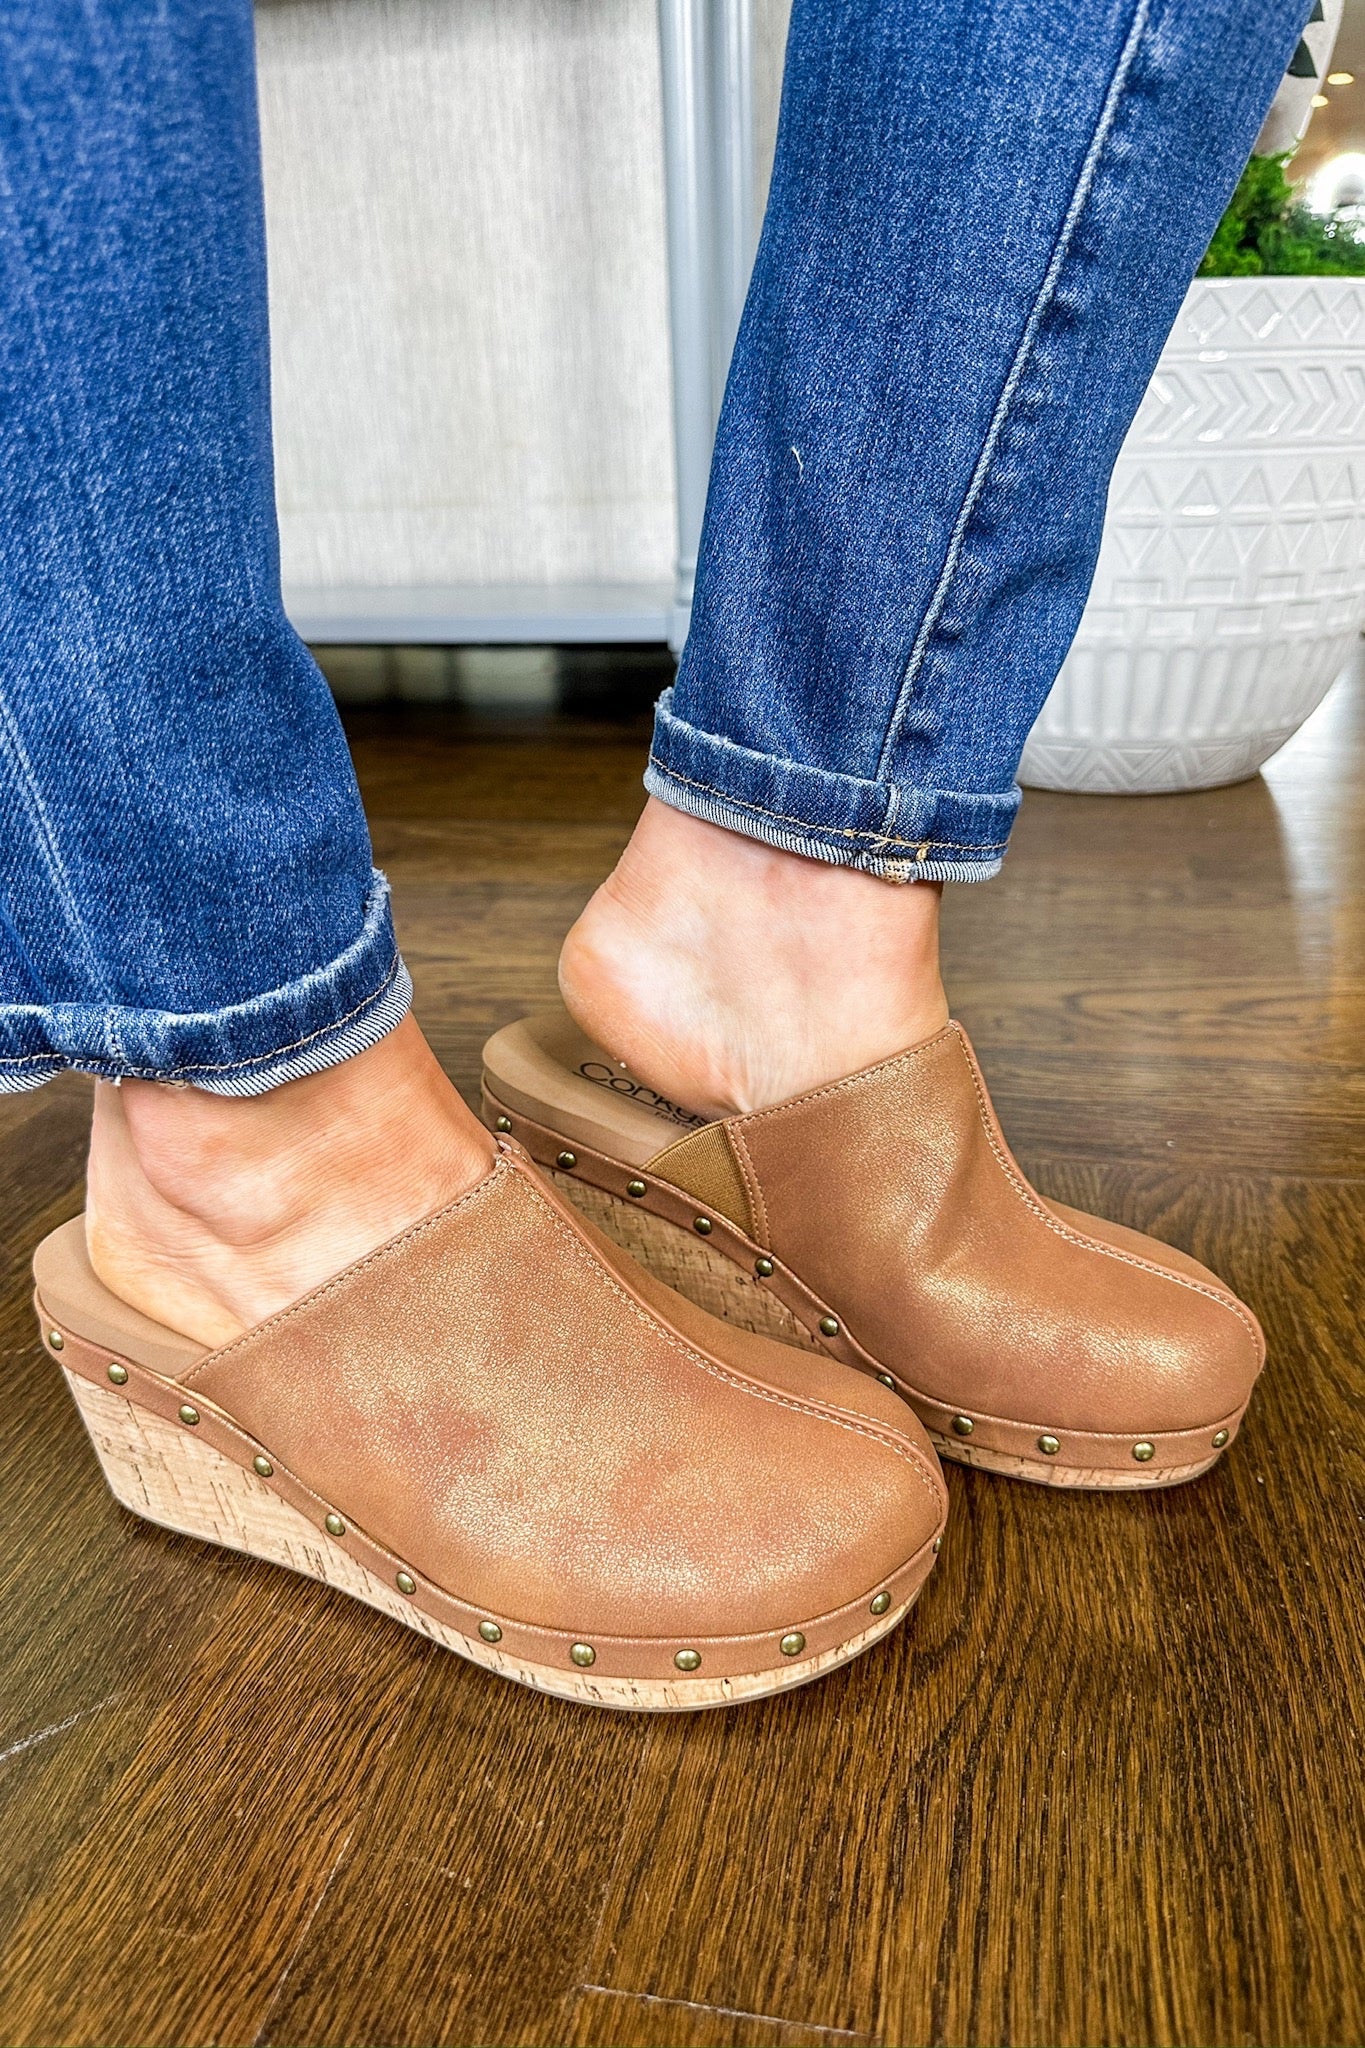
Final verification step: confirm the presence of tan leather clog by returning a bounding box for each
[482,1014,1265,1489]
[32,1137,946,1710]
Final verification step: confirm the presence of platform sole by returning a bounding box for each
[57,1362,922,1712]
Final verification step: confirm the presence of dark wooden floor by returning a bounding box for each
[1,654,1362,2048]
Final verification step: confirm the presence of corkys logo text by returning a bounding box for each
[578,1062,705,1130]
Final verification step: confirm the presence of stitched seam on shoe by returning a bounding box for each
[728,1127,770,1248]
[729,1022,1259,1363]
[730,1025,958,1133]
[182,1163,507,1381]
[183,1154,941,1505]
[957,1044,1262,1353]
[88,1348,936,1641]
[516,1169,943,1504]
[648,760,1010,854]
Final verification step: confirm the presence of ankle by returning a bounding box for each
[86,1016,494,1347]
[560,799,949,1119]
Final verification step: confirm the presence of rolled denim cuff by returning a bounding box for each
[0,870,412,1095]
[646,689,1016,883]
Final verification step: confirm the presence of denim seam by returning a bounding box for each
[0,118,127,998]
[873,0,1153,777]
[0,946,403,1081]
[115,948,403,1082]
[0,690,108,997]
[647,757,1010,856]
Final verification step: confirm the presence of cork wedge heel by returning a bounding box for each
[481,1012,1264,1492]
[33,1145,947,1712]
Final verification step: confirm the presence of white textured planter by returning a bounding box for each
[1020,276,1365,794]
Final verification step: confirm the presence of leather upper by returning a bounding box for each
[668,1025,1264,1437]
[183,1147,945,1640]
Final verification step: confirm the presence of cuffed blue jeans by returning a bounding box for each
[0,0,1307,1093]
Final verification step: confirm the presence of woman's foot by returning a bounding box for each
[559,798,950,1120]
[85,1015,494,1347]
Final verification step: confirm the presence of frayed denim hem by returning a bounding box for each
[0,870,414,1095]
[647,689,1014,884]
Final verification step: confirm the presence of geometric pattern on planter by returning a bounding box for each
[1023,279,1365,793]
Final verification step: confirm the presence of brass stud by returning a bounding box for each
[870,1591,892,1616]
[325,1513,346,1537]
[674,1648,702,1672]
[48,1330,64,1352]
[754,1256,775,1277]
[1212,1429,1229,1449]
[107,1362,129,1386]
[876,1372,896,1391]
[178,1404,200,1427]
[557,1150,577,1170]
[479,1620,503,1644]
[570,1642,596,1667]
[1038,1434,1061,1456]
[396,1571,417,1595]
[253,1455,274,1478]
[1133,1440,1156,1463]
[933,1536,942,1553]
[818,1315,840,1338]
[780,1631,806,1657]
[694,1216,713,1235]
[951,1415,974,1437]
[626,1179,647,1198]
[495,1115,513,1133]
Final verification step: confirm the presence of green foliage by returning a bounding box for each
[1199,151,1365,277]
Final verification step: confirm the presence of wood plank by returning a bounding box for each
[0,1576,432,2048]
[571,1172,1365,2048]
[256,1658,651,2048]
[566,1986,868,2046]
